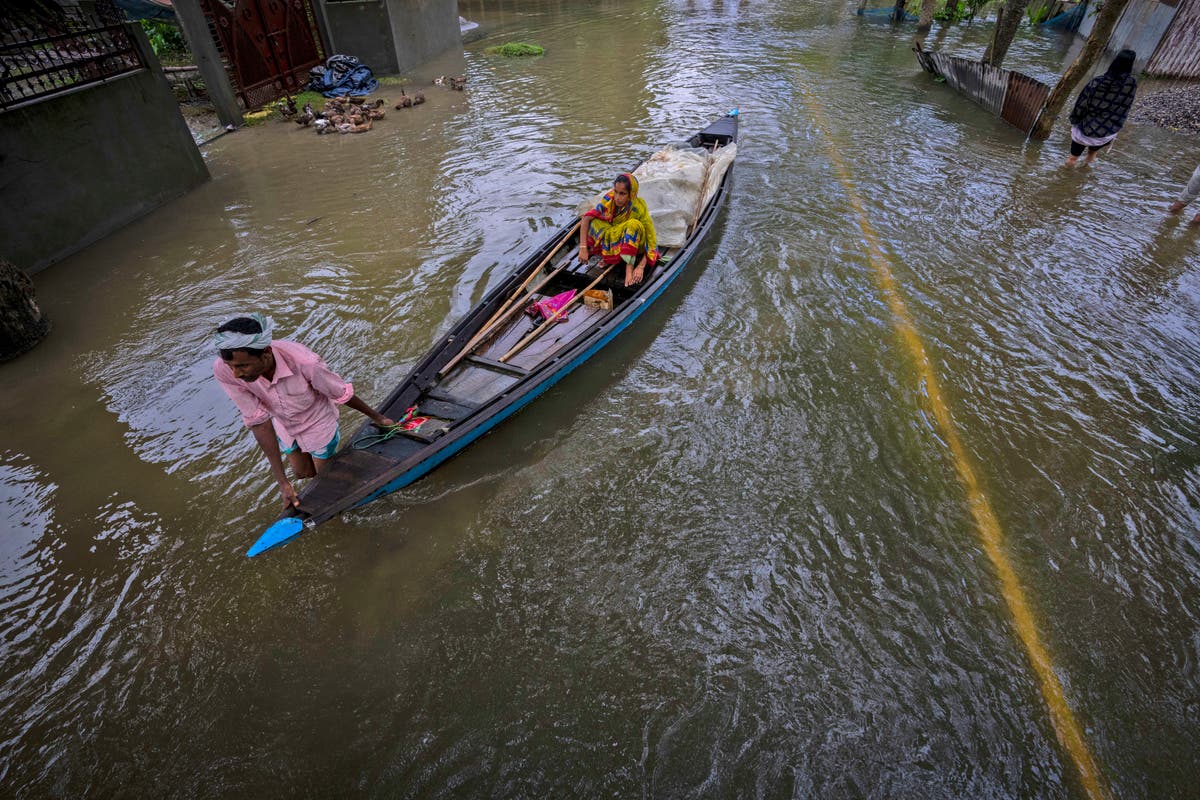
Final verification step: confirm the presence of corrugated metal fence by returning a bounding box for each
[914,50,1051,135]
[1146,0,1200,78]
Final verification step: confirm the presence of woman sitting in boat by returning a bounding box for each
[578,172,659,288]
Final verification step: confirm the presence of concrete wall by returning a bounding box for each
[0,27,209,274]
[387,0,462,74]
[1077,0,1178,67]
[322,0,399,74]
[320,0,460,76]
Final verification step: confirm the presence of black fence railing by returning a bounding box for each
[0,0,146,111]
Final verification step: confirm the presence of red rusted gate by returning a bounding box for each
[197,0,325,110]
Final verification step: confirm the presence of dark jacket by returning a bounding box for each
[1069,73,1137,138]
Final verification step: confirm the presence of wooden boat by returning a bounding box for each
[249,112,739,556]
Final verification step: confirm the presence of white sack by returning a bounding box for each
[633,147,708,247]
[699,142,737,215]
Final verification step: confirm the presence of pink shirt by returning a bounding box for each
[213,340,354,453]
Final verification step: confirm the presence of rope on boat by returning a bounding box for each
[352,406,426,449]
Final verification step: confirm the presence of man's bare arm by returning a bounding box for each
[250,421,299,509]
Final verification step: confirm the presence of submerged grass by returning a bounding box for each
[244,90,325,126]
[486,42,544,57]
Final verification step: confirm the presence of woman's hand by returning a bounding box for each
[578,242,589,264]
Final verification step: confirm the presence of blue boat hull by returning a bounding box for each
[248,112,738,556]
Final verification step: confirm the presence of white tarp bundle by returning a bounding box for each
[699,142,736,215]
[575,142,736,248]
[632,147,709,247]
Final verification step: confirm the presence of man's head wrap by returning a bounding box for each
[215,312,274,352]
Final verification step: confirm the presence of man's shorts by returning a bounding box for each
[278,429,341,460]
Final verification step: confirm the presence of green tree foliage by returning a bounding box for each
[934,0,989,22]
[1026,1,1053,24]
[139,20,187,58]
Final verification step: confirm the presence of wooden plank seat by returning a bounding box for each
[414,396,477,421]
[424,388,481,408]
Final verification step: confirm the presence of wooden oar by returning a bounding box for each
[440,260,574,376]
[500,263,615,363]
[439,220,581,376]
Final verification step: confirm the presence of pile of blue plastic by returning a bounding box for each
[306,55,379,98]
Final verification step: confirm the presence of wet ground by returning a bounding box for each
[3,1,1200,796]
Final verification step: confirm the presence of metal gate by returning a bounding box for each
[0,0,145,111]
[197,0,325,110]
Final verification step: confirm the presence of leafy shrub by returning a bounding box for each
[140,20,188,57]
[1026,1,1052,23]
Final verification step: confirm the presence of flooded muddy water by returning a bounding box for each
[3,1,1199,796]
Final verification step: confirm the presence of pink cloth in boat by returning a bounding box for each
[526,290,576,323]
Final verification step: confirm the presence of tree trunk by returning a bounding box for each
[0,258,51,362]
[916,0,936,33]
[982,0,1032,67]
[1030,0,1133,140]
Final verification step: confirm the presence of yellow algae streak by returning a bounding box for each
[796,81,1108,800]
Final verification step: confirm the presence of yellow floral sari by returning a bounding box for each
[583,172,659,267]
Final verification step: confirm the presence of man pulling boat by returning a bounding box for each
[213,313,396,510]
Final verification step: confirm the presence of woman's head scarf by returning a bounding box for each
[1107,49,1136,77]
[617,172,639,206]
[584,172,643,225]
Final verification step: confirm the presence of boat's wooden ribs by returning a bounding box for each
[467,354,530,377]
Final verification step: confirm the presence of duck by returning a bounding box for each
[314,118,333,134]
[449,76,466,91]
[294,103,316,126]
[433,75,446,85]
[411,90,425,106]
[337,120,372,134]
[280,96,298,118]
[394,88,413,109]
[366,107,386,120]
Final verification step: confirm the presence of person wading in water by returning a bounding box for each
[213,313,396,509]
[1065,49,1138,168]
